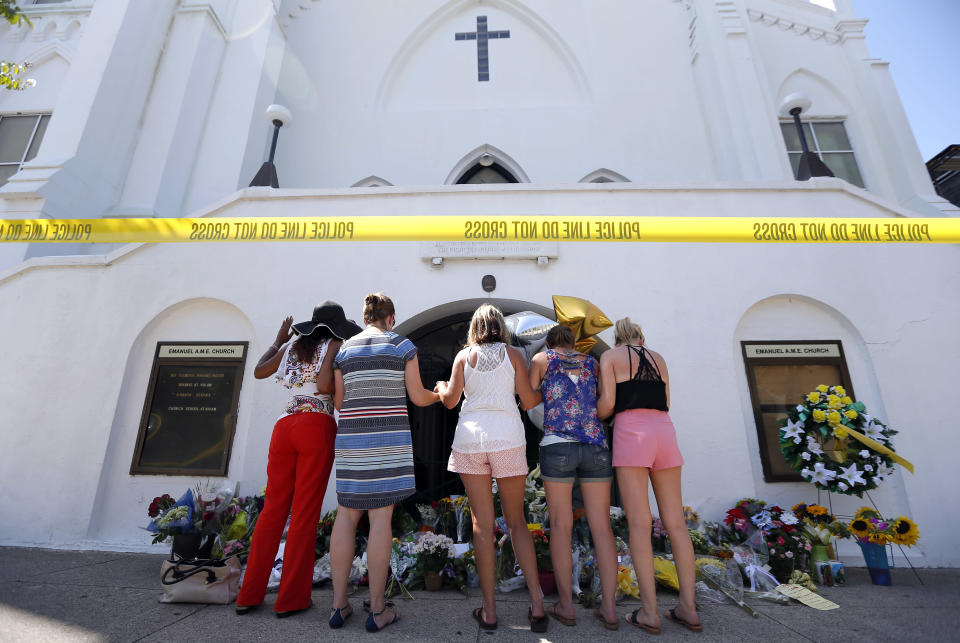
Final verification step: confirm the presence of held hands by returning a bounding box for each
[275,316,294,347]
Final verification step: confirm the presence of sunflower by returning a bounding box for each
[848,517,872,539]
[868,532,889,545]
[807,504,829,516]
[854,506,875,520]
[891,516,920,547]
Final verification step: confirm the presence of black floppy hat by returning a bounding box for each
[292,301,362,340]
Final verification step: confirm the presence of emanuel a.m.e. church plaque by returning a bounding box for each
[130,342,247,476]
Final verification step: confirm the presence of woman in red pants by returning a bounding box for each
[236,302,361,617]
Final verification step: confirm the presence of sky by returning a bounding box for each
[850,0,960,160]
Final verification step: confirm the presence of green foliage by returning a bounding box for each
[1,60,33,91]
[1,1,31,27]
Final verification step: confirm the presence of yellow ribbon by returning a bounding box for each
[839,426,914,474]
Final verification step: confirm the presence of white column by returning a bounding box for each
[113,1,232,218]
[684,0,790,181]
[0,0,179,219]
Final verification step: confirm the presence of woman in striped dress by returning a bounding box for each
[328,293,440,632]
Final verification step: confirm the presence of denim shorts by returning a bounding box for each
[539,441,613,483]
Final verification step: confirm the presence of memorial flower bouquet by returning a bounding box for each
[779,385,909,496]
[750,505,810,582]
[528,523,552,572]
[218,493,264,558]
[847,507,919,547]
[430,497,457,539]
[722,498,766,544]
[315,508,337,558]
[412,532,457,574]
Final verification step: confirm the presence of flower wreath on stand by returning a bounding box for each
[779,385,912,496]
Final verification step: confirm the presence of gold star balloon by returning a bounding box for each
[552,295,612,353]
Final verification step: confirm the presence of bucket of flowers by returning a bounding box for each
[528,523,554,594]
[846,507,919,585]
[748,505,807,583]
[412,532,457,591]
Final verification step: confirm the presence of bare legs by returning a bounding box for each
[460,473,546,624]
[497,475,546,619]
[650,467,698,626]
[616,465,699,628]
[544,480,618,623]
[461,474,496,624]
[330,504,397,628]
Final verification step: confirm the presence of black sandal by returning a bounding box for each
[473,607,498,630]
[528,607,548,634]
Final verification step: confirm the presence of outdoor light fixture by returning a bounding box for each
[779,92,834,181]
[249,104,292,188]
[478,153,495,167]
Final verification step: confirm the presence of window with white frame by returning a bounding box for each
[0,113,51,186]
[779,120,864,188]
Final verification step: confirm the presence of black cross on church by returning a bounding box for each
[455,16,510,82]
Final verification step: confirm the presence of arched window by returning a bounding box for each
[456,162,518,184]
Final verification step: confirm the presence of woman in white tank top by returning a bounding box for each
[435,304,547,633]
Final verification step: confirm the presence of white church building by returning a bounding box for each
[0,0,957,567]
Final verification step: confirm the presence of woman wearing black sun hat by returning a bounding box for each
[236,301,361,618]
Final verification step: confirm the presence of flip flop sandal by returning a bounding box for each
[593,608,619,631]
[665,607,703,632]
[625,608,661,635]
[528,607,549,634]
[472,607,498,630]
[365,605,400,633]
[547,605,576,626]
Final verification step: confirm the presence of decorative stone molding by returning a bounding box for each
[671,0,700,63]
[716,1,746,36]
[746,8,841,43]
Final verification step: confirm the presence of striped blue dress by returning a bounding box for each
[332,328,417,509]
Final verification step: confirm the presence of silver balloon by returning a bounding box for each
[504,311,554,431]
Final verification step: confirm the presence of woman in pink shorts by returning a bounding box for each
[435,304,547,633]
[598,318,701,634]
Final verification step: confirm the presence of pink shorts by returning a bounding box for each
[612,409,685,470]
[447,446,528,478]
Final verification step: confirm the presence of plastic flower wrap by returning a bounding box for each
[314,552,332,584]
[416,504,438,531]
[683,505,700,530]
[452,495,471,543]
[350,554,367,584]
[386,537,417,599]
[697,559,759,618]
[147,489,196,543]
[617,563,640,599]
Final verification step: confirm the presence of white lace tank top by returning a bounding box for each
[451,343,526,453]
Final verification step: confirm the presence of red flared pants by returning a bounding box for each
[237,412,335,612]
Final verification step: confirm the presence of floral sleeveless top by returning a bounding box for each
[541,349,606,447]
[275,338,335,419]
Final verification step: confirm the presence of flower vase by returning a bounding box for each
[171,531,215,560]
[425,570,443,591]
[859,542,892,586]
[809,544,830,576]
[538,570,556,595]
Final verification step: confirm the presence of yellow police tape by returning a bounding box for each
[1,216,957,243]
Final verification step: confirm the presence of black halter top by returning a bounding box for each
[613,345,668,413]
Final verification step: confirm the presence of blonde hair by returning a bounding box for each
[467,304,509,345]
[614,317,644,346]
[363,292,395,324]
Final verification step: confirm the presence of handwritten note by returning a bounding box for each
[776,584,839,610]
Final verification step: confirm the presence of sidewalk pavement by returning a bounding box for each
[1,547,957,642]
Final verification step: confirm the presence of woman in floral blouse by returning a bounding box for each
[528,324,619,630]
[235,302,360,618]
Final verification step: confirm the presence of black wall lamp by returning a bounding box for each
[780,92,834,181]
[249,104,292,188]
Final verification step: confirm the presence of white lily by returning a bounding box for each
[838,462,866,486]
[781,418,805,441]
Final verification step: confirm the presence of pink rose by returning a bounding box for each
[785,551,794,558]
[777,537,786,546]
[805,542,812,551]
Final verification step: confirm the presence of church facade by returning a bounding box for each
[0,0,957,566]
